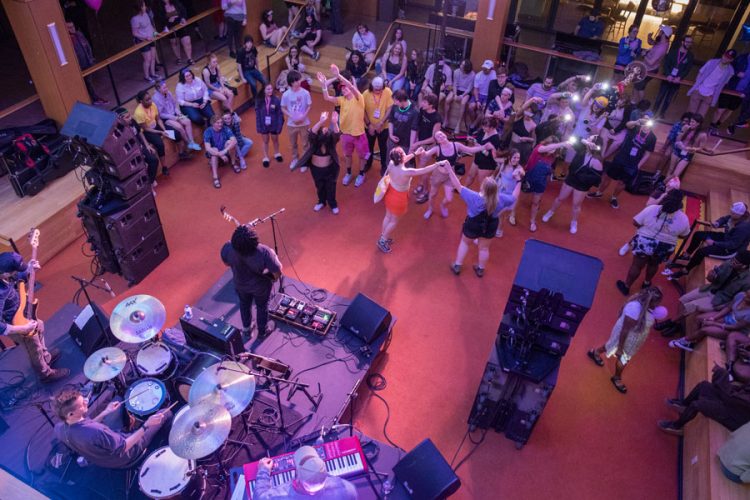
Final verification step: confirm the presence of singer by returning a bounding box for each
[221,225,282,339]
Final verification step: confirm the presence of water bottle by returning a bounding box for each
[183,305,193,321]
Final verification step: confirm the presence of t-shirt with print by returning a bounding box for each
[633,204,691,245]
[337,94,366,136]
[389,102,418,147]
[236,46,258,72]
[613,127,656,173]
[413,109,442,142]
[281,87,312,127]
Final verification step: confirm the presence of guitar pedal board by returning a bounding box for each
[270,293,336,336]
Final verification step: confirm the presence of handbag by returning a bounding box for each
[374,174,390,203]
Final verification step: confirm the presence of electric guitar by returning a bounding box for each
[12,228,40,337]
[219,206,279,283]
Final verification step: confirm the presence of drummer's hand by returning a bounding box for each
[259,457,273,472]
[145,412,165,429]
[104,401,121,414]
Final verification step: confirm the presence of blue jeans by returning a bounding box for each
[404,80,421,101]
[242,68,266,98]
[180,99,214,126]
[387,74,406,92]
[238,137,253,158]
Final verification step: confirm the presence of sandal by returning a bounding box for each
[212,178,221,189]
[611,376,627,394]
[232,164,241,173]
[587,349,604,367]
[262,157,270,168]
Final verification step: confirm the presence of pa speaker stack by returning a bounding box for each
[65,102,168,285]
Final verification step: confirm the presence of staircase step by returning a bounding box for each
[708,189,731,221]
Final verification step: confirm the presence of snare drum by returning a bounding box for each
[138,446,204,499]
[136,341,177,379]
[173,352,221,402]
[125,378,169,421]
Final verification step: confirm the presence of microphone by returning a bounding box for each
[100,278,116,298]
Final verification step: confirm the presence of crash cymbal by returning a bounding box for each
[110,295,166,343]
[83,347,127,382]
[169,402,231,459]
[188,361,255,417]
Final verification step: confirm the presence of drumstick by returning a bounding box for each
[165,401,179,411]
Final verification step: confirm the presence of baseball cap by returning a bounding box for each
[660,25,673,38]
[593,96,609,108]
[482,60,494,70]
[293,446,327,487]
[0,252,24,274]
[372,77,384,90]
[724,49,738,60]
[731,201,747,215]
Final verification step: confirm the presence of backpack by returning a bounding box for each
[12,133,51,169]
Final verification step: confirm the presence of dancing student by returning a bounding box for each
[376,148,444,253]
[567,85,608,162]
[363,77,393,176]
[494,149,525,237]
[202,53,234,112]
[665,113,709,179]
[237,35,266,100]
[508,96,540,164]
[131,0,158,82]
[404,49,425,102]
[380,43,407,91]
[155,0,193,65]
[615,190,690,296]
[410,94,442,202]
[255,84,284,168]
[176,68,214,126]
[462,116,502,189]
[300,111,341,214]
[259,9,288,51]
[669,290,750,352]
[587,287,667,394]
[600,94,634,158]
[447,165,521,277]
[203,114,238,188]
[542,135,604,234]
[446,59,475,134]
[419,130,490,220]
[485,87,515,143]
[387,90,419,161]
[282,70,313,172]
[152,80,201,151]
[509,136,564,232]
[657,112,692,174]
[345,50,368,86]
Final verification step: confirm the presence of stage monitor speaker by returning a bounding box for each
[340,293,391,344]
[179,307,244,356]
[393,439,461,499]
[61,102,138,165]
[68,302,117,356]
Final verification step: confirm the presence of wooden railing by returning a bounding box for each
[0,95,40,122]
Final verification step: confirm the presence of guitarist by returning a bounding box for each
[0,252,69,382]
[221,226,282,339]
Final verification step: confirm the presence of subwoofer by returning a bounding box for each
[339,293,391,344]
[393,439,461,499]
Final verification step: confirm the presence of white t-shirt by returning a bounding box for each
[474,70,497,96]
[633,204,691,245]
[352,31,377,54]
[623,301,642,320]
[281,87,312,126]
[453,69,475,94]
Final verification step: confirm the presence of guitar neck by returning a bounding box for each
[25,246,38,316]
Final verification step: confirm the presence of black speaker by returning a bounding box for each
[340,293,391,344]
[117,226,169,285]
[393,439,461,499]
[68,303,117,356]
[61,103,139,166]
[104,191,162,254]
[179,307,244,356]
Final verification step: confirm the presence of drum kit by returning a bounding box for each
[81,294,263,499]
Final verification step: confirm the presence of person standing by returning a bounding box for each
[633,25,671,104]
[300,111,341,214]
[222,0,246,58]
[387,90,419,161]
[221,225,282,339]
[615,25,642,69]
[410,94,442,202]
[587,287,667,394]
[687,50,736,117]
[281,70,313,172]
[131,0,159,82]
[363,77,393,176]
[653,36,695,118]
[0,253,68,382]
[256,84,285,168]
[711,52,750,134]
[65,20,107,105]
[237,36,266,100]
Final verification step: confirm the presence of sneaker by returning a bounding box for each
[262,157,270,168]
[668,269,688,281]
[495,229,503,238]
[668,337,695,352]
[450,263,461,275]
[727,125,736,135]
[587,191,603,199]
[41,368,70,383]
[616,280,630,296]
[737,122,749,129]
[529,222,537,232]
[610,197,619,209]
[508,215,517,226]
[472,264,485,278]
[188,142,202,151]
[274,153,284,162]
[665,397,686,413]
[354,174,365,187]
[313,203,324,211]
[300,166,308,173]
[377,238,392,253]
[424,208,433,220]
[569,221,578,234]
[440,205,449,218]
[342,173,352,186]
[654,319,676,331]
[415,192,429,204]
[313,51,321,61]
[332,207,340,215]
[618,243,630,256]
[289,159,298,171]
[657,420,684,436]
[661,268,674,276]
[239,158,247,170]
[542,210,554,222]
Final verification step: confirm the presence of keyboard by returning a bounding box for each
[243,436,367,496]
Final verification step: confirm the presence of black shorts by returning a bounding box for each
[605,161,637,183]
[717,93,743,110]
[462,215,499,239]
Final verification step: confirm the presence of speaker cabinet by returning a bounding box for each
[78,197,120,274]
[106,169,150,200]
[105,191,161,254]
[61,103,139,166]
[117,226,169,285]
[340,293,391,344]
[68,303,117,356]
[93,148,146,181]
[393,439,461,499]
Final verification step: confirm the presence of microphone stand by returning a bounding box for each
[71,276,113,348]
[249,208,286,295]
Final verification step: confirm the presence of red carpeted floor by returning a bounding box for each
[35,97,682,499]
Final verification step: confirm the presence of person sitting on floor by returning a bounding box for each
[259,8,288,51]
[667,202,750,280]
[350,23,377,66]
[296,12,322,61]
[221,110,253,170]
[203,114,239,189]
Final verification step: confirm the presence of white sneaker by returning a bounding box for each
[289,159,298,171]
[618,243,630,256]
[299,166,308,173]
[354,174,365,187]
[508,215,517,226]
[542,210,554,222]
[342,173,352,186]
[313,203,324,211]
[423,208,433,220]
[570,221,578,234]
[495,229,503,238]
[332,207,340,214]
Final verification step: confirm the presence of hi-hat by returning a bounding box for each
[188,361,255,417]
[110,295,166,343]
[169,402,232,459]
[83,346,127,382]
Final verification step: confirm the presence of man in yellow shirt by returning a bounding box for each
[363,77,393,176]
[318,64,369,187]
[133,90,188,173]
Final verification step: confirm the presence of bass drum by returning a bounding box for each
[138,446,205,499]
[173,352,221,402]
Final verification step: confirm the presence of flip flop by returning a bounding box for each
[587,349,604,367]
[611,376,627,394]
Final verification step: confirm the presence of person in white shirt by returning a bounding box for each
[176,68,214,126]
[687,50,737,118]
[281,70,313,172]
[468,60,496,130]
[350,23,377,66]
[131,0,158,82]
[445,59,475,132]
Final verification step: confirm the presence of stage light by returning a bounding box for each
[572,93,580,102]
[602,82,610,90]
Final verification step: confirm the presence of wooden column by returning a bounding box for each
[2,0,89,126]
[471,0,510,69]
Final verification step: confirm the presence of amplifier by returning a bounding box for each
[180,307,245,356]
[269,293,335,336]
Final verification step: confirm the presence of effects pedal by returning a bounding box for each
[270,293,336,336]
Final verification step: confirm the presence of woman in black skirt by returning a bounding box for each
[445,163,521,277]
[255,84,285,168]
[299,111,341,214]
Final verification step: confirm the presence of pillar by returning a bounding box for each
[2,0,89,126]
[471,0,510,69]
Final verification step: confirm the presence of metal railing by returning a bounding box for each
[265,0,306,82]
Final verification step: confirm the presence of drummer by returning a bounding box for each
[52,386,172,469]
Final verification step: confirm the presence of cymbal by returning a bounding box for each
[83,347,127,382]
[169,402,231,459]
[188,361,255,417]
[110,295,166,343]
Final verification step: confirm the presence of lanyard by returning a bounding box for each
[676,49,687,67]
[265,97,271,114]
